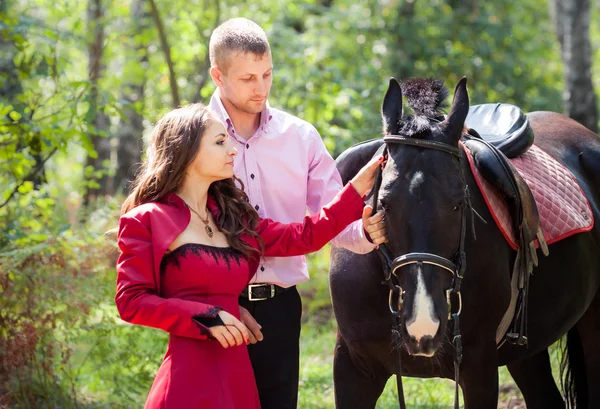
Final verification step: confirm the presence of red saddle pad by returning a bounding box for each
[465,143,594,250]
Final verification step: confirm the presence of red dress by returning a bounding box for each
[115,185,364,409]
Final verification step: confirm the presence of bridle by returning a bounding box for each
[372,134,476,409]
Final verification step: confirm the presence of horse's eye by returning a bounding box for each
[452,204,461,212]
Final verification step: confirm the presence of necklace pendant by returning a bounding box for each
[205,225,214,238]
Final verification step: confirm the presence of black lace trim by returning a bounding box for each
[160,243,243,275]
[192,314,225,328]
[192,306,224,336]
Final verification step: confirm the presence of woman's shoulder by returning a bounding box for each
[117,194,189,252]
[121,202,162,220]
[120,194,185,224]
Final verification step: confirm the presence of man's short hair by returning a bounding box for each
[209,18,270,74]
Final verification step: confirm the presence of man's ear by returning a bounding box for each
[210,66,224,87]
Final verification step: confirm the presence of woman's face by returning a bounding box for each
[189,118,237,182]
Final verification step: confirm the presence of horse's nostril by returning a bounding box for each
[409,334,433,346]
[420,335,435,350]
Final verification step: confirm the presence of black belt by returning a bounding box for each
[241,283,293,301]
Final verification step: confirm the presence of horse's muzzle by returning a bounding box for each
[405,334,437,357]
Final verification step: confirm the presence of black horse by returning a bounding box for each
[330,77,600,409]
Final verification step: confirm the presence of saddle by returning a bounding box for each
[465,103,534,158]
[464,104,540,246]
[463,103,548,346]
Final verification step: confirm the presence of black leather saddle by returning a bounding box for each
[461,103,540,247]
[465,103,534,158]
[462,103,547,346]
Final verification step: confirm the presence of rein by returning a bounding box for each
[371,134,476,409]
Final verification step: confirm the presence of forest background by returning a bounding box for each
[1,0,598,407]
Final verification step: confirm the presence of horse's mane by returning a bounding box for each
[397,78,449,136]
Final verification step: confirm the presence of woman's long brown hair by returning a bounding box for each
[121,103,262,258]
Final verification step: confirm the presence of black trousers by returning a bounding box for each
[240,286,302,409]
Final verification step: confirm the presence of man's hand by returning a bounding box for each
[239,305,264,344]
[362,205,387,245]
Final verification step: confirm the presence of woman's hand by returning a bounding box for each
[349,155,384,198]
[208,310,251,348]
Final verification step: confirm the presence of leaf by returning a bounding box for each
[17,181,34,194]
[9,111,22,121]
[0,104,14,117]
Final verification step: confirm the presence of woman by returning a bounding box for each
[115,103,382,409]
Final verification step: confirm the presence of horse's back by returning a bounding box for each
[528,111,600,149]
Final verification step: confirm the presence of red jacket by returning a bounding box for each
[115,184,365,340]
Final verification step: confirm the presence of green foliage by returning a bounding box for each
[69,313,167,409]
[0,208,118,408]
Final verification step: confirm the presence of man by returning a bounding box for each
[207,18,387,409]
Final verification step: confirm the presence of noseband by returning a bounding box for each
[373,134,473,409]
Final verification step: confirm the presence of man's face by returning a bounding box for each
[217,52,273,115]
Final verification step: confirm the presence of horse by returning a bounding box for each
[329,77,600,409]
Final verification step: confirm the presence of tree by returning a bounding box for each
[85,0,112,199]
[114,0,149,193]
[148,0,180,107]
[190,0,221,102]
[551,0,598,133]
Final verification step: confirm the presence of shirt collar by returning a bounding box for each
[208,90,273,141]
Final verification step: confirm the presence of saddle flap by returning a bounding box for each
[463,137,540,245]
[465,103,534,158]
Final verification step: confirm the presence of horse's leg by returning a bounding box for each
[333,336,389,409]
[460,340,500,409]
[570,290,600,409]
[507,349,564,409]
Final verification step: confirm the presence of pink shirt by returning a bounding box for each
[209,91,376,287]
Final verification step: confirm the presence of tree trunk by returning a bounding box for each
[191,0,221,102]
[85,0,112,200]
[148,0,180,107]
[551,0,598,133]
[114,0,148,194]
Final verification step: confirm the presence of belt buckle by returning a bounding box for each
[248,284,275,301]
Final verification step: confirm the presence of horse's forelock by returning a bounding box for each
[396,78,449,137]
[402,78,449,116]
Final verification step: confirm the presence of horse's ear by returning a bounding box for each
[443,77,469,139]
[382,77,402,135]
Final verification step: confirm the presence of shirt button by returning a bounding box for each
[255,205,259,211]
[246,143,250,148]
[250,174,255,179]
[260,266,265,271]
